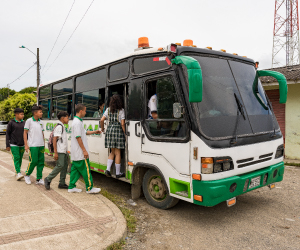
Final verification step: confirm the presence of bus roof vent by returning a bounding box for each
[134,37,152,51]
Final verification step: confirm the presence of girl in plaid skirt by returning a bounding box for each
[100,95,126,178]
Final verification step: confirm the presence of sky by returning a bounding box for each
[0,0,286,91]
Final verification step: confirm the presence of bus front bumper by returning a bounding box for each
[193,161,285,207]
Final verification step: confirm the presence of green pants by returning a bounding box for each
[69,158,93,191]
[47,153,68,185]
[11,146,25,173]
[25,147,45,179]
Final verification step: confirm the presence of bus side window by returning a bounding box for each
[145,77,187,138]
[75,88,105,119]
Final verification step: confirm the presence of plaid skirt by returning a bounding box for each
[105,123,125,149]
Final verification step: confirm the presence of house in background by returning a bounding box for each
[261,65,300,160]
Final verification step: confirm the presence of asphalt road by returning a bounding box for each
[1,134,299,250]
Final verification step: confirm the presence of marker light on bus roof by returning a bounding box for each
[138,37,149,48]
[192,45,197,48]
[255,62,259,68]
[183,39,193,46]
[233,53,238,55]
[158,47,164,51]
[206,47,212,50]
[175,43,181,46]
[243,56,247,58]
[220,49,226,52]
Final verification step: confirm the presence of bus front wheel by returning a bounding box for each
[142,169,178,209]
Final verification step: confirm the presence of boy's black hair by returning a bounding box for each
[32,104,43,114]
[14,108,24,114]
[99,100,104,106]
[75,103,86,113]
[57,111,69,120]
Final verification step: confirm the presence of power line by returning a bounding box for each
[42,0,76,73]
[43,0,95,75]
[5,62,36,88]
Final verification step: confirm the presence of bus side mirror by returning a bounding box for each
[173,102,182,118]
[257,70,288,104]
[172,56,203,103]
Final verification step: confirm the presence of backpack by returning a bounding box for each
[48,124,64,153]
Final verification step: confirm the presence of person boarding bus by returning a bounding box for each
[100,95,126,178]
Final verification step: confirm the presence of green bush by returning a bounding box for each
[0,88,16,101]
[19,86,37,95]
[0,93,36,121]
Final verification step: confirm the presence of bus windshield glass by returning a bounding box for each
[190,55,278,139]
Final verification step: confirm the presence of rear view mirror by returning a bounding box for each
[173,103,182,118]
[172,56,203,103]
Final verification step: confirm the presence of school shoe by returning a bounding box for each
[58,184,69,189]
[116,173,125,179]
[24,175,31,185]
[36,179,44,185]
[16,173,24,181]
[68,188,82,193]
[86,187,101,194]
[44,177,51,190]
[105,170,111,177]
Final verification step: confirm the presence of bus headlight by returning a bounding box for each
[201,157,234,174]
[201,157,214,174]
[275,144,284,159]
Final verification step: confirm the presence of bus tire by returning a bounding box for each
[142,169,179,209]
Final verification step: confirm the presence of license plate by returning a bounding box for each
[2,129,6,132]
[248,176,261,189]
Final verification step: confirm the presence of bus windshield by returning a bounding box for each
[190,55,279,139]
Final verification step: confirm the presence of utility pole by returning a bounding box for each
[37,48,40,98]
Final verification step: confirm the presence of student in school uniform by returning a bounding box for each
[23,104,45,185]
[68,103,101,194]
[100,94,126,178]
[6,108,25,180]
[44,111,69,190]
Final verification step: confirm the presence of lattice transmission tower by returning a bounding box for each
[272,0,300,68]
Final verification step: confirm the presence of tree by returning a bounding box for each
[19,86,37,95]
[0,88,16,101]
[0,93,36,121]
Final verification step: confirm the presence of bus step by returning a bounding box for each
[175,191,189,197]
[111,175,131,183]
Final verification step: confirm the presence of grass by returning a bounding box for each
[285,162,300,167]
[106,240,126,250]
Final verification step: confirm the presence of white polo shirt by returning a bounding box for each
[53,121,68,154]
[148,94,157,118]
[71,116,88,161]
[24,117,44,147]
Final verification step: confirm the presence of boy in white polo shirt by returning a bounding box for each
[23,104,45,185]
[44,111,69,190]
[68,104,101,194]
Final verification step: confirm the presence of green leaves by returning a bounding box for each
[0,93,36,121]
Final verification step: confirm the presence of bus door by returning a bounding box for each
[141,74,190,175]
[107,83,129,178]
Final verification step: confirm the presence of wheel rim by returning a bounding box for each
[148,176,167,201]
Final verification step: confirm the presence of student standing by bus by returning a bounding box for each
[6,108,25,180]
[44,111,69,190]
[23,105,45,185]
[68,104,101,194]
[100,95,126,178]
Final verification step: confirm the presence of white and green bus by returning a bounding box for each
[39,38,287,209]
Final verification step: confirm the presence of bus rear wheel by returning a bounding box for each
[142,169,178,209]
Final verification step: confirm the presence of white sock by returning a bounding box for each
[115,163,121,175]
[106,159,113,172]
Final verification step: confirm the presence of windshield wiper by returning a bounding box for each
[230,93,246,145]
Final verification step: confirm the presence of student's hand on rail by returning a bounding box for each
[6,147,10,151]
[54,152,58,161]
[83,150,89,159]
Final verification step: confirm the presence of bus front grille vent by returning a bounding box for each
[237,157,272,168]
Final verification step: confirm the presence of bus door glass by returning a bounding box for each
[141,74,190,175]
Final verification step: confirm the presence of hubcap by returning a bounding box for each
[149,177,166,200]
